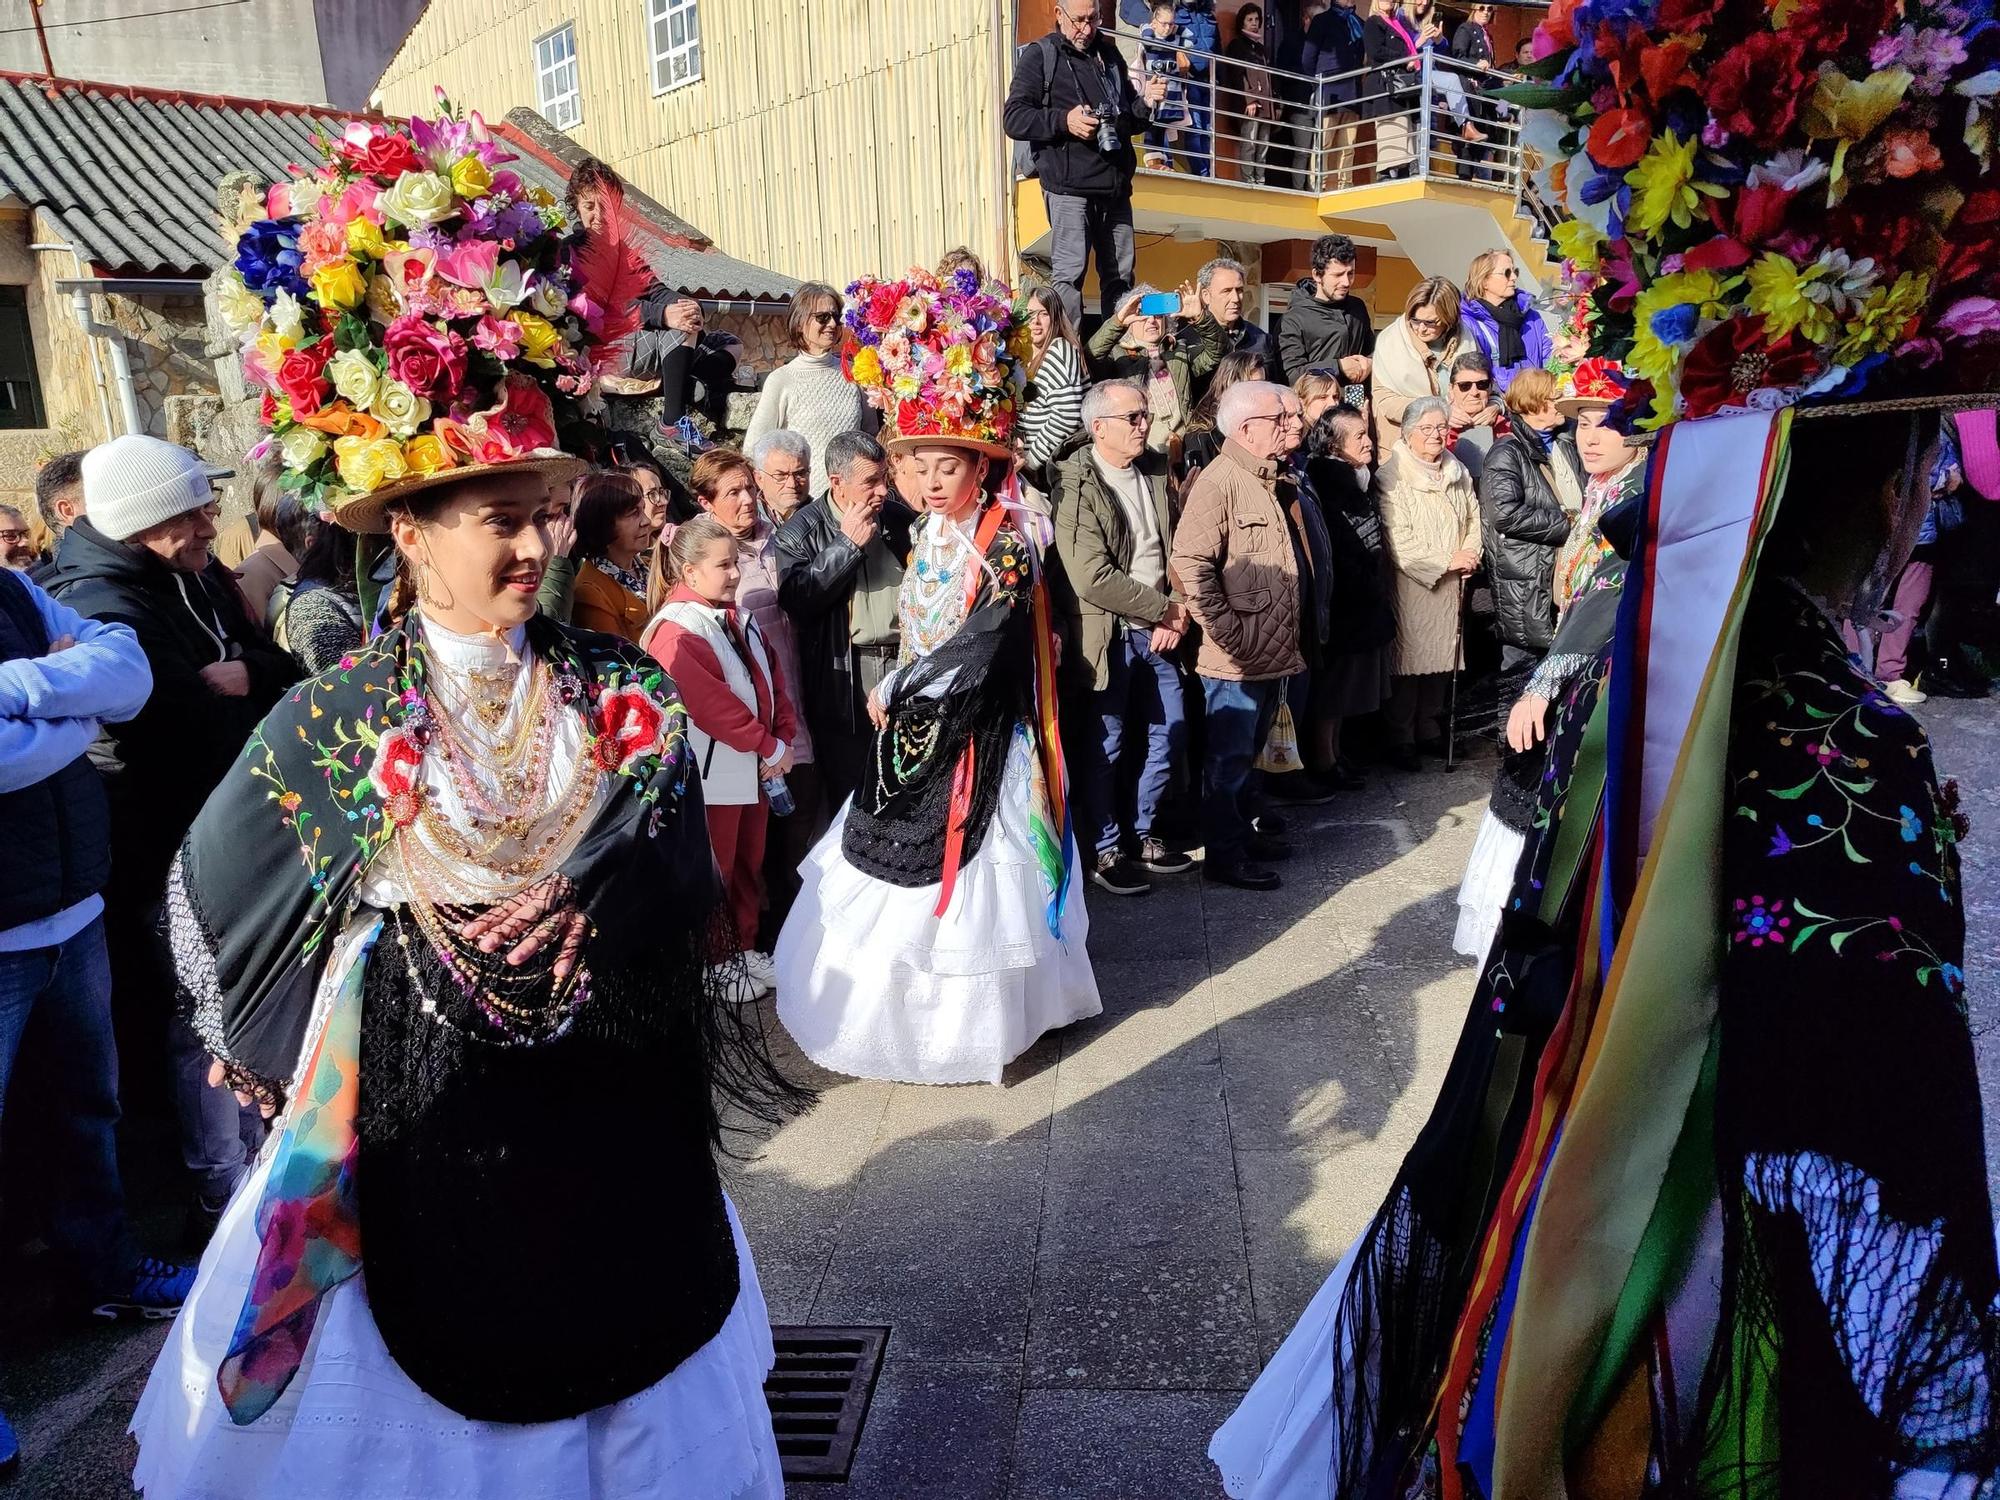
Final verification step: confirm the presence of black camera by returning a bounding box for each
[1092,104,1120,153]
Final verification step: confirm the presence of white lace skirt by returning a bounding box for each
[131,1151,784,1500]
[773,727,1101,1084]
[1453,809,1527,960]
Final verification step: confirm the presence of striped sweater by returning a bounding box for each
[1018,337,1087,469]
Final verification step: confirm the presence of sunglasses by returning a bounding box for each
[810,309,841,325]
[1410,315,1444,331]
[1454,378,1492,391]
[1100,409,1150,427]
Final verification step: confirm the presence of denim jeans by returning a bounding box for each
[0,916,131,1290]
[1073,625,1188,858]
[1200,676,1283,865]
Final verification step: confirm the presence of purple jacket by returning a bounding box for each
[1459,293,1553,394]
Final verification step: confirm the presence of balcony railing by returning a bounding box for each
[1078,26,1563,234]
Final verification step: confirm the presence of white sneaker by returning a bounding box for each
[1884,678,1928,706]
[707,961,763,1005]
[743,950,777,992]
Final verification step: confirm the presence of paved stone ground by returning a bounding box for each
[4,697,1996,1500]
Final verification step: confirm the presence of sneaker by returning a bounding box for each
[1089,850,1152,897]
[1883,678,1928,706]
[1135,836,1194,875]
[708,961,765,1005]
[90,1256,196,1321]
[0,1405,17,1482]
[743,950,777,990]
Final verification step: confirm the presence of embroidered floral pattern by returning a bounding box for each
[1733,893,1792,946]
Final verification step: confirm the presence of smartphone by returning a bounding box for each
[1138,292,1182,316]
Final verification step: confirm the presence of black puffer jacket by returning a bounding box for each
[1478,430,1583,653]
[47,517,297,892]
[1277,280,1374,386]
[1305,455,1396,651]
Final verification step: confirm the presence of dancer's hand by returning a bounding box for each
[207,1059,283,1119]
[1505,693,1550,753]
[462,874,589,982]
[866,688,889,729]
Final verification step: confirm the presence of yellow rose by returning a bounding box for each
[379,170,454,228]
[332,435,409,494]
[217,276,265,336]
[327,349,381,409]
[369,377,431,439]
[311,259,368,311]
[346,217,389,260]
[252,330,290,370]
[448,156,493,201]
[403,433,453,476]
[278,426,328,472]
[509,311,562,367]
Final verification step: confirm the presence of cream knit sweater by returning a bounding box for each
[743,351,878,493]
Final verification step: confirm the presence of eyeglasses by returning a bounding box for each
[1058,6,1099,28]
[1099,409,1149,428]
[1408,423,1448,437]
[809,309,841,325]
[1453,378,1492,392]
[0,529,29,544]
[1409,315,1445,331]
[763,467,810,485]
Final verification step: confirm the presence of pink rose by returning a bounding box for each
[383,314,468,401]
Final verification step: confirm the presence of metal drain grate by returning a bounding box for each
[764,1325,889,1481]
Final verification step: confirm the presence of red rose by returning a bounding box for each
[1702,31,1808,148]
[339,130,423,181]
[274,342,333,418]
[1678,316,1821,421]
[259,391,278,424]
[368,726,427,826]
[382,315,468,402]
[592,684,667,772]
[865,284,902,329]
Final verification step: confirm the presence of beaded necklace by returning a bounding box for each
[901,510,994,659]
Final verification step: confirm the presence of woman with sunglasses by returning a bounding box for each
[1370,275,1462,455]
[744,282,878,496]
[1458,248,1553,394]
[1450,2,1500,181]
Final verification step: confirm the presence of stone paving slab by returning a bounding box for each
[1010,1389,1240,1499]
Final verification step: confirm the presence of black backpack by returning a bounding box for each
[1012,34,1061,181]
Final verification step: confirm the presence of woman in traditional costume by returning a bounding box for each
[133,106,800,1499]
[1211,0,2000,1480]
[774,268,1100,1085]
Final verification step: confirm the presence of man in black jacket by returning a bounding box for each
[1005,0,1168,327]
[775,431,915,815]
[1278,234,1374,401]
[48,435,297,1232]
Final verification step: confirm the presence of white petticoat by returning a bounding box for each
[773,727,1101,1084]
[1452,809,1527,960]
[130,1148,783,1500]
[1209,1232,1366,1499]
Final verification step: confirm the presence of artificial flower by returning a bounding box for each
[1876,125,1944,179]
[370,378,431,439]
[1938,296,2000,339]
[508,311,562,367]
[1586,107,1653,169]
[1870,25,1967,97]
[1676,314,1820,419]
[1834,271,1932,362]
[338,123,424,181]
[1703,31,1808,149]
[481,259,527,311]
[473,314,525,359]
[384,315,468,400]
[310,259,369,311]
[1550,217,1608,272]
[435,239,500,289]
[379,170,455,228]
[1628,269,1734,383]
[528,276,568,319]
[294,404,387,441]
[328,349,382,409]
[1804,66,1913,198]
[347,216,390,260]
[1781,0,1897,63]
[234,217,308,298]
[402,433,454,476]
[277,426,328,472]
[848,345,883,386]
[269,288,307,345]
[1743,252,1834,343]
[448,156,493,201]
[217,275,266,335]
[1625,130,1724,236]
[365,274,401,327]
[332,434,409,494]
[462,373,556,462]
[274,342,333,417]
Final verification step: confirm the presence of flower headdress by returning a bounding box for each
[840,267,1025,458]
[1509,0,2000,427]
[219,95,617,532]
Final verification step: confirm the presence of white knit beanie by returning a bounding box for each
[82,435,217,542]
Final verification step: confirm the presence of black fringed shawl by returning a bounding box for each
[843,512,1035,888]
[171,614,807,1422]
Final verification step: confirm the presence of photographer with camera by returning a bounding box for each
[1005,0,1169,328]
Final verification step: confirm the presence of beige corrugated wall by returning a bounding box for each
[376,0,1009,292]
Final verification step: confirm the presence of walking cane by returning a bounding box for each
[1445,574,1464,772]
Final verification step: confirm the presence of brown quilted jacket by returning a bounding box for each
[1170,438,1305,682]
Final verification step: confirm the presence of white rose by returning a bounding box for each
[529,277,568,319]
[379,170,454,228]
[270,288,306,344]
[278,427,328,472]
[370,377,431,439]
[327,349,381,410]
[217,275,265,336]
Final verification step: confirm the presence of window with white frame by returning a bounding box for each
[534,24,582,130]
[648,0,701,94]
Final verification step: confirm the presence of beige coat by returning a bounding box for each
[1376,443,1480,676]
[1170,438,1304,683]
[1370,317,1461,455]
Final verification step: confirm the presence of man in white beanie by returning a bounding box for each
[47,434,297,1242]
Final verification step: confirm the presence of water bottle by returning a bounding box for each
[762,771,795,817]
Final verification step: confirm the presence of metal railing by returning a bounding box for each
[1072,26,1559,228]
